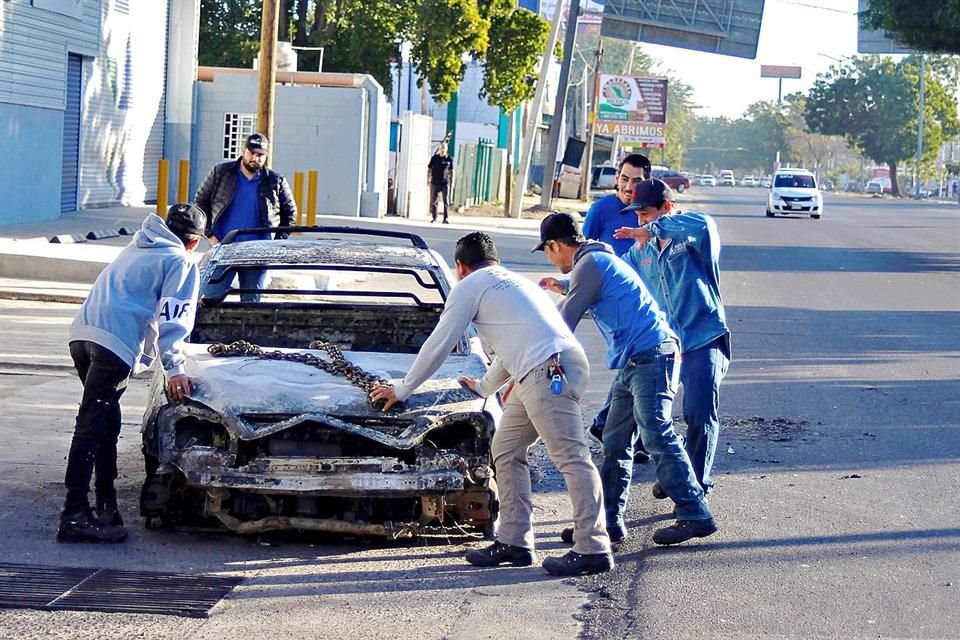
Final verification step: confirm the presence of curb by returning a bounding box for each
[0,290,86,304]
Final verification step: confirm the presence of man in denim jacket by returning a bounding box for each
[539,213,717,545]
[615,179,731,498]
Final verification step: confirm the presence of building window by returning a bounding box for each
[222,113,256,160]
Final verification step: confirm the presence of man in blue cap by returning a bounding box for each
[615,179,731,500]
[539,212,717,545]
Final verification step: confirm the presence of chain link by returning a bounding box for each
[207,340,391,408]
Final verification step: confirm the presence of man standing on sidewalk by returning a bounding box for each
[427,143,453,223]
[615,179,731,498]
[538,212,717,546]
[194,132,297,300]
[58,204,205,543]
[370,232,613,575]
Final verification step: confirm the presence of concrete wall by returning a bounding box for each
[194,72,387,217]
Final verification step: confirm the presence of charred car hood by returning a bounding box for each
[178,344,493,443]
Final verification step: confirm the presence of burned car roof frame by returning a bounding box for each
[220,225,430,250]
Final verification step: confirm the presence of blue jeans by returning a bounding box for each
[681,336,730,494]
[203,268,267,302]
[602,339,712,524]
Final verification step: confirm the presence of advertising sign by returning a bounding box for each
[760,65,802,79]
[594,74,668,147]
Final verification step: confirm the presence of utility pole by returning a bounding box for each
[257,0,280,163]
[578,40,603,203]
[914,53,926,198]
[509,0,565,219]
[540,0,582,210]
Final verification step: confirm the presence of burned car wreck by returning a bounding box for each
[140,227,500,538]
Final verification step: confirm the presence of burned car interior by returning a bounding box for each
[140,227,500,539]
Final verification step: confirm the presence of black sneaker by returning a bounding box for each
[57,508,128,543]
[651,481,669,499]
[634,449,651,465]
[652,518,718,545]
[465,541,535,567]
[442,219,449,224]
[560,523,627,544]
[95,499,123,527]
[542,551,614,576]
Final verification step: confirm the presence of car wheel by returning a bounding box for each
[766,209,774,217]
[811,213,821,219]
[676,183,685,193]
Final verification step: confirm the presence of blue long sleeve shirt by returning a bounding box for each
[557,242,675,370]
[623,211,729,353]
[581,193,641,256]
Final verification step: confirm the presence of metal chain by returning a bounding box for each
[207,340,391,407]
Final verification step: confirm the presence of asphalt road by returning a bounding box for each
[0,188,957,639]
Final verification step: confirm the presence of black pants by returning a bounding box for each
[64,341,131,513]
[429,183,449,221]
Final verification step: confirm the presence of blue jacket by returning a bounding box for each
[557,241,675,370]
[581,193,640,256]
[623,211,729,353]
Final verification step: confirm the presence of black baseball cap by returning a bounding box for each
[165,203,207,237]
[245,132,268,153]
[622,179,672,212]
[532,212,582,252]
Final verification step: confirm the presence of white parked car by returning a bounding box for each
[700,175,717,187]
[767,169,823,219]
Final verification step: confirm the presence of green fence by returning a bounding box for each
[452,138,503,208]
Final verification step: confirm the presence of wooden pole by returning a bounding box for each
[257,0,280,162]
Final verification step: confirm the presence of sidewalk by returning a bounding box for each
[0,194,585,302]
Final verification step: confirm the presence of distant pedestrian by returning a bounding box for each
[427,143,453,223]
[615,179,731,498]
[582,153,652,256]
[370,232,614,576]
[194,132,297,300]
[539,213,717,546]
[58,204,205,543]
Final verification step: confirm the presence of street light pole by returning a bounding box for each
[257,0,280,163]
[914,53,926,198]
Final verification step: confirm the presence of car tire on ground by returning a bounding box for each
[676,183,685,193]
[766,209,774,217]
[811,213,821,219]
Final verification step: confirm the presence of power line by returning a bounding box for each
[770,0,857,15]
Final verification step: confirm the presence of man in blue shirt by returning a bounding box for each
[195,132,297,301]
[582,153,651,256]
[538,213,717,546]
[616,179,731,498]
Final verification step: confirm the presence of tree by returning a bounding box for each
[199,0,261,68]
[805,56,959,196]
[861,0,960,55]
[408,0,488,103]
[480,7,549,112]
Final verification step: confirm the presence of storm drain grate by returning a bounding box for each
[0,563,242,618]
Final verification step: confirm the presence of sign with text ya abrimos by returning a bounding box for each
[594,74,668,147]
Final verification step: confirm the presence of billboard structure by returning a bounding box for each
[594,74,668,148]
[600,0,765,60]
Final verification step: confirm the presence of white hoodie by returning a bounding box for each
[69,214,200,378]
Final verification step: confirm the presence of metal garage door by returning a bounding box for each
[60,53,82,213]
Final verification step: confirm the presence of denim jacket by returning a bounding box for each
[623,211,729,354]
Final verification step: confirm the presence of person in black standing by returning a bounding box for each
[427,143,453,223]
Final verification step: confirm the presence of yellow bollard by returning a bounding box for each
[307,170,318,227]
[177,159,190,203]
[157,159,169,217]
[293,172,304,226]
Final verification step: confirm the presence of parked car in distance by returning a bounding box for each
[759,176,772,188]
[591,164,618,190]
[865,178,892,195]
[718,170,735,186]
[767,168,822,219]
[652,169,690,193]
[740,176,758,187]
[700,175,717,187]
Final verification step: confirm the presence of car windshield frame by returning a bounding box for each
[775,174,816,189]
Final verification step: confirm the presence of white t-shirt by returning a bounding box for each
[393,264,582,400]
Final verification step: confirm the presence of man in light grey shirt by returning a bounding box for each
[371,232,613,576]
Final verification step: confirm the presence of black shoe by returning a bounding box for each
[95,499,123,527]
[543,551,614,576]
[465,541,535,567]
[442,219,449,224]
[588,423,604,443]
[57,508,127,543]
[634,449,651,464]
[651,481,668,499]
[431,218,437,223]
[652,518,718,545]
[560,523,627,544]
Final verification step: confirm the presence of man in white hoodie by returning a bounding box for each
[58,203,205,543]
